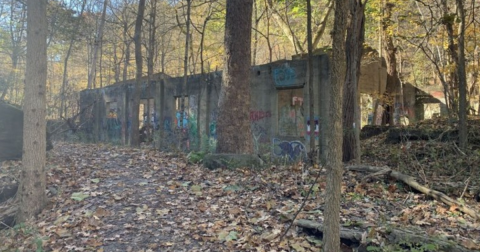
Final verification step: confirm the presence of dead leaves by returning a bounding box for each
[1,141,479,251]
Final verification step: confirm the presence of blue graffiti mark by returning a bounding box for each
[272,138,306,161]
[175,111,188,128]
[273,65,297,87]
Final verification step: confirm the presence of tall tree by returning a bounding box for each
[306,0,314,158]
[145,0,157,142]
[216,0,254,154]
[60,0,87,119]
[130,0,146,147]
[381,1,399,125]
[87,0,108,89]
[342,0,367,163]
[456,0,467,149]
[1,0,26,103]
[16,0,48,222]
[324,0,348,250]
[180,0,191,149]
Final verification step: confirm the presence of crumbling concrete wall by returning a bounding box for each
[0,101,52,161]
[0,101,23,161]
[79,54,385,162]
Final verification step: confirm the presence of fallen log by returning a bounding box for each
[346,165,480,220]
[295,219,472,252]
[294,219,364,241]
[0,198,17,229]
[0,176,18,204]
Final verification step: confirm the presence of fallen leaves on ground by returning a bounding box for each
[0,137,479,251]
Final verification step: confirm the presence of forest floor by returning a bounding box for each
[1,118,480,251]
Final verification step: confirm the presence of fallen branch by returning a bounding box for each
[295,219,471,252]
[294,219,364,241]
[346,165,480,220]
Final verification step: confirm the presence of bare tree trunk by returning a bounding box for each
[8,0,26,105]
[306,0,315,160]
[145,0,157,143]
[87,0,108,89]
[16,0,47,222]
[130,0,146,147]
[265,0,304,54]
[195,2,213,151]
[382,1,399,125]
[61,0,86,119]
[312,0,334,49]
[456,0,467,149]
[343,0,367,163]
[180,0,192,149]
[123,22,131,81]
[442,0,459,115]
[252,0,260,66]
[217,0,254,154]
[323,0,348,250]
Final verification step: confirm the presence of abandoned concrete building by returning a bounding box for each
[78,54,443,161]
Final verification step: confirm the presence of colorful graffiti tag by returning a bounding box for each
[272,138,307,161]
[278,106,304,137]
[273,65,298,87]
[306,116,319,140]
[250,110,271,122]
[175,111,188,128]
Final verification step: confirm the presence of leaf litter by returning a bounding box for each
[0,126,479,251]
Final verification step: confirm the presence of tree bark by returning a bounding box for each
[145,0,157,142]
[442,0,459,115]
[342,0,367,163]
[217,0,254,154]
[180,0,192,149]
[382,1,399,126]
[323,0,348,250]
[306,0,315,160]
[456,0,467,149]
[87,0,108,89]
[130,0,146,147]
[16,0,47,222]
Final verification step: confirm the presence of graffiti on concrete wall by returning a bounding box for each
[278,89,304,137]
[272,138,307,161]
[278,106,304,137]
[292,96,303,106]
[273,64,298,87]
[251,123,269,153]
[208,109,218,150]
[250,110,271,122]
[175,111,188,128]
[306,116,319,140]
[105,103,121,142]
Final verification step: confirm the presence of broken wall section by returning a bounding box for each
[79,54,383,163]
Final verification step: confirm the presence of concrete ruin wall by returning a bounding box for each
[79,54,385,161]
[0,101,23,161]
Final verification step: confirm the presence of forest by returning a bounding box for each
[0,0,480,251]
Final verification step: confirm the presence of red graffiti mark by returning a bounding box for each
[292,96,303,106]
[250,111,272,122]
[307,118,319,136]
